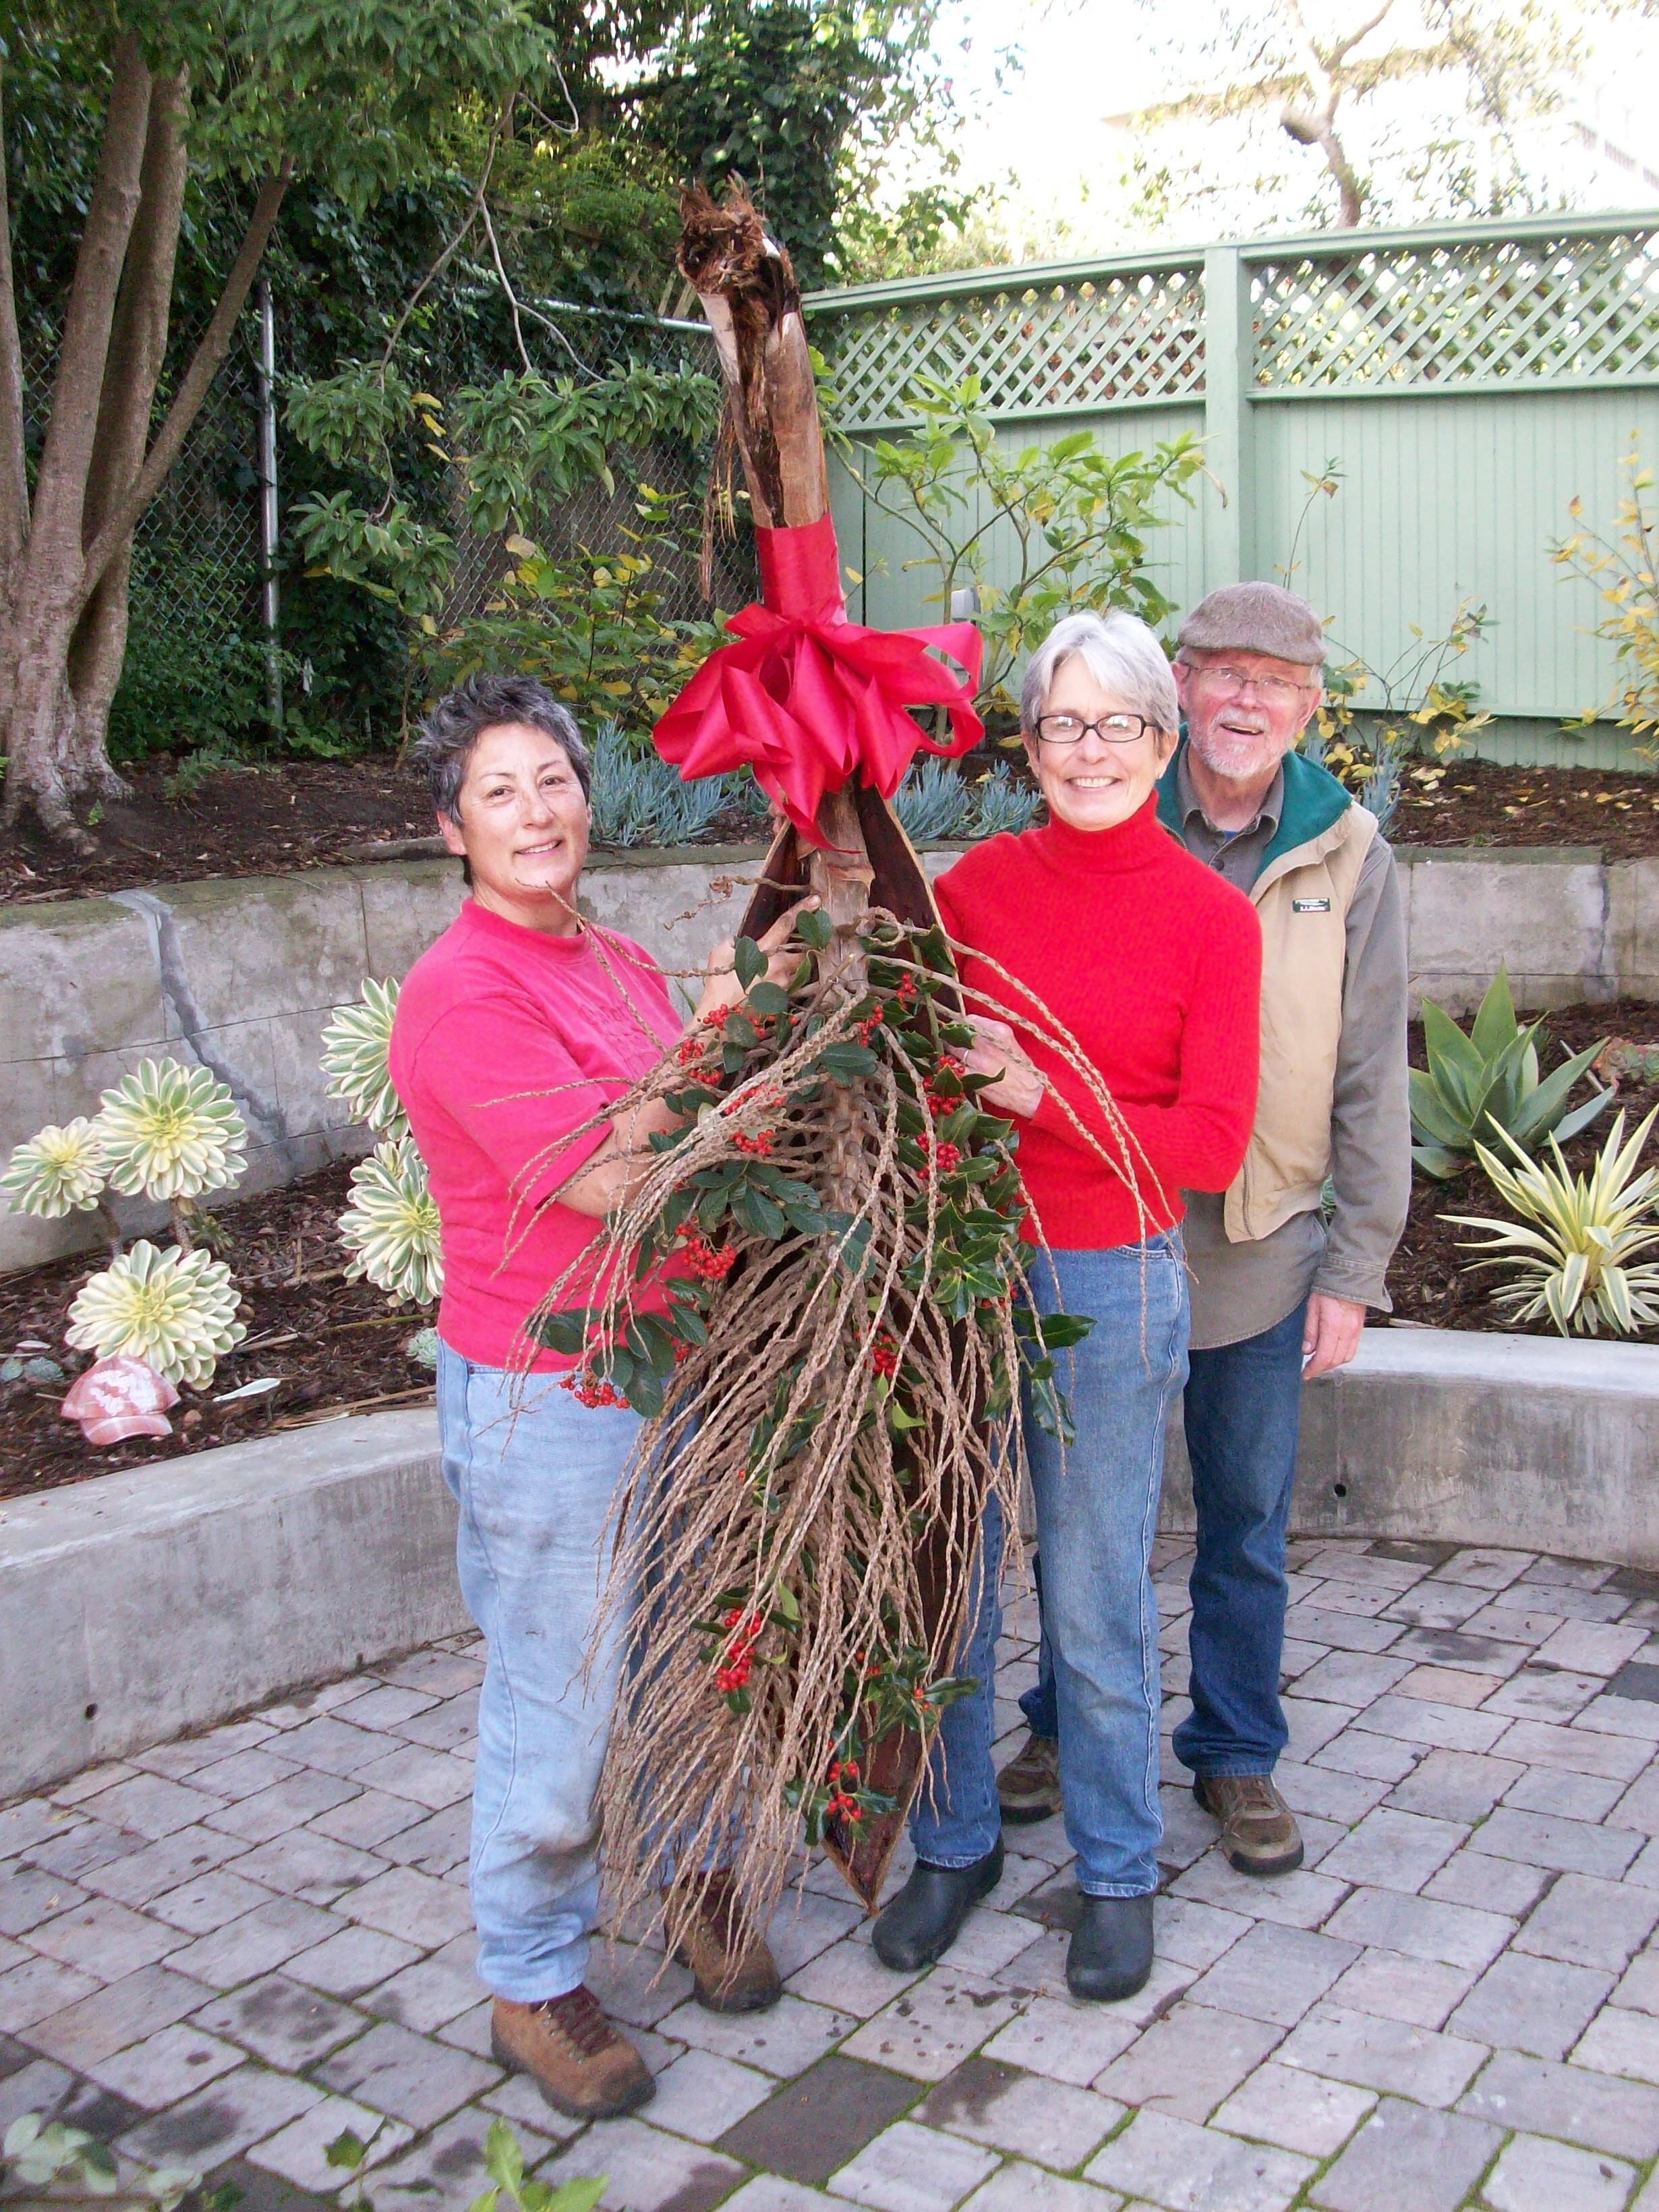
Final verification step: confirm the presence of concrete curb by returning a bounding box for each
[6,1324,1659,1803]
[0,1407,462,1802]
[1165,1325,1659,1568]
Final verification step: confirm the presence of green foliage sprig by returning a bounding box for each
[849,377,1203,725]
[1410,967,1611,1180]
[1553,438,1659,753]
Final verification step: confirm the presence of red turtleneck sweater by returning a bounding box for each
[933,796,1262,1250]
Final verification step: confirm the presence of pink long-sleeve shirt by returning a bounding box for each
[388,899,681,1371]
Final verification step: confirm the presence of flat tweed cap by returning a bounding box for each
[1178,581,1326,667]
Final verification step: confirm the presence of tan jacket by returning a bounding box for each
[1225,803,1378,1241]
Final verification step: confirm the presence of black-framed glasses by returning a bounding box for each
[1032,711,1157,747]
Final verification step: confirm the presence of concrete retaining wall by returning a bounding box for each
[0,846,767,1273]
[5,1327,1657,1801]
[5,839,1658,1274]
[0,1408,461,1803]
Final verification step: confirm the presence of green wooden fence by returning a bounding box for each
[805,213,1659,768]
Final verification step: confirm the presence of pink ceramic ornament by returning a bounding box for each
[61,1355,179,1445]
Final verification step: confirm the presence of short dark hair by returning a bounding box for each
[411,674,591,821]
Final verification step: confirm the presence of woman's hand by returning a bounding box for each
[695,897,819,1024]
[961,1016,1045,1119]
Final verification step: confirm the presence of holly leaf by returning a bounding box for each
[529,1308,591,1355]
[1038,1311,1095,1349]
[797,908,834,950]
[819,1043,879,1081]
[734,937,766,989]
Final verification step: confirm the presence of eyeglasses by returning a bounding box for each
[1188,664,1314,707]
[1032,712,1157,747]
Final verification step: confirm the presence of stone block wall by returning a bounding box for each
[4,838,1656,1275]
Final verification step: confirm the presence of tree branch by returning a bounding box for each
[80,161,291,605]
[84,71,188,546]
[28,30,152,557]
[0,71,29,579]
[378,91,513,370]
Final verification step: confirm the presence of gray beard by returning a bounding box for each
[1190,732,1279,782]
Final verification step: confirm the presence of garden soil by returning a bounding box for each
[5,755,1659,907]
[4,1002,1657,1501]
[0,1160,434,1503]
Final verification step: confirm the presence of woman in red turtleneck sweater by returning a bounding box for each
[871,611,1262,2005]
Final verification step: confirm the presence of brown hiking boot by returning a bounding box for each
[1193,1773,1304,1878]
[669,1869,782,2014]
[997,1730,1061,1825]
[490,1988,654,2119]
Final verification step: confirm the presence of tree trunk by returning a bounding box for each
[0,38,288,843]
[0,32,151,842]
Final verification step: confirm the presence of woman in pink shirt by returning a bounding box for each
[389,676,796,2122]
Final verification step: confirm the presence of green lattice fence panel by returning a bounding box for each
[1251,228,1659,391]
[819,261,1205,432]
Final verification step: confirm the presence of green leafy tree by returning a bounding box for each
[638,0,959,292]
[0,1,557,845]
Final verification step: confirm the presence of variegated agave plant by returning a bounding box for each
[0,1118,109,1218]
[95,1059,248,1202]
[338,1136,443,1307]
[1449,1107,1659,1337]
[67,1240,248,1387]
[320,978,408,1140]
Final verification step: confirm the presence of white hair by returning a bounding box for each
[1020,609,1180,736]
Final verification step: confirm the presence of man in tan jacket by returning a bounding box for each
[998,581,1411,1878]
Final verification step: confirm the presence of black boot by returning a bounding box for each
[1067,1891,1154,2002]
[871,1840,1005,1971]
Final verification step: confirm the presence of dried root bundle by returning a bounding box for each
[523,894,1147,1956]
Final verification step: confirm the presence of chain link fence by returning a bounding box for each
[21,292,753,728]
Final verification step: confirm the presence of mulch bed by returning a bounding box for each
[0,755,761,908]
[0,1159,434,1504]
[5,996,1658,1503]
[1386,997,1659,1337]
[4,754,1659,909]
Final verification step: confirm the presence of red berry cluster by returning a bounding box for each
[827,1758,864,1824]
[560,1370,630,1409]
[715,1607,764,1694]
[732,1130,776,1156]
[921,1055,966,1118]
[871,1335,899,1378]
[679,1235,738,1280]
[915,1134,962,1177]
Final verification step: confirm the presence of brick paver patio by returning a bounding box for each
[8,1536,1659,2212]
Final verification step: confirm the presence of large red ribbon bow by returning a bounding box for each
[653,512,983,844]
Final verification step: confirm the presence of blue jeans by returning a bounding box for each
[1020,1298,1309,1778]
[437,1343,641,2002]
[914,1234,1189,1897]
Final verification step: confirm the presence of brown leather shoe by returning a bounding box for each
[490,1989,654,2119]
[997,1730,1061,1824]
[669,1869,782,2014]
[1193,1773,1305,1877]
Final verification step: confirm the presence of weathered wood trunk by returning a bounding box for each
[677,185,970,1908]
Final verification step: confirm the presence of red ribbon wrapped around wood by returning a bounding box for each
[653,513,983,844]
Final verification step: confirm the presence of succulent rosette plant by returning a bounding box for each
[67,1240,248,1387]
[338,1136,443,1307]
[320,979,409,1140]
[0,1118,109,1217]
[95,1059,248,1202]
